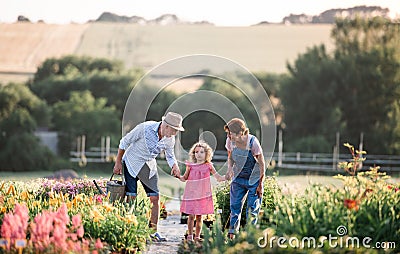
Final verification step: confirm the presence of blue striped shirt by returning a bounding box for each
[119,121,177,179]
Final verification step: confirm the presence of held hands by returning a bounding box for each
[171,164,181,178]
[217,175,226,182]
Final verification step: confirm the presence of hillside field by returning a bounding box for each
[0,23,334,84]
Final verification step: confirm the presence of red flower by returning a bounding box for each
[344,199,359,211]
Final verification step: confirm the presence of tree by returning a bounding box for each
[30,56,143,117]
[332,17,400,153]
[0,83,54,171]
[280,45,342,152]
[280,17,400,154]
[52,91,121,156]
[33,55,124,82]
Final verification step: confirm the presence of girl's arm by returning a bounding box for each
[210,164,226,182]
[179,165,190,182]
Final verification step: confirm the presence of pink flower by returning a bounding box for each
[94,195,104,203]
[72,214,82,228]
[77,226,84,238]
[95,238,104,249]
[55,203,70,225]
[0,203,29,244]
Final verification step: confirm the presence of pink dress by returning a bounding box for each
[180,162,214,215]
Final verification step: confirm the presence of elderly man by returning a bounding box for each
[113,112,184,241]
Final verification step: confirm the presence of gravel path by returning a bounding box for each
[143,200,187,254]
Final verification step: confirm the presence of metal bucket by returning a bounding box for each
[106,173,126,203]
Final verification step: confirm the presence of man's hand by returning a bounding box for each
[113,161,123,175]
[171,164,180,178]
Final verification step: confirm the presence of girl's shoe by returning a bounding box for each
[186,234,194,241]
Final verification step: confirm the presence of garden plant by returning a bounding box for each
[178,143,399,253]
[0,177,153,253]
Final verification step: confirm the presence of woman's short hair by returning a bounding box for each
[189,141,213,163]
[224,118,249,135]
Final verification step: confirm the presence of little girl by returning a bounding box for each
[179,141,226,241]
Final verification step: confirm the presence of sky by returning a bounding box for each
[0,0,399,26]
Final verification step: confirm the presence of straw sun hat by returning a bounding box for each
[162,112,185,131]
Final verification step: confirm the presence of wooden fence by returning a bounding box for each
[70,147,400,173]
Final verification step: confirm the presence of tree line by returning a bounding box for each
[0,17,399,171]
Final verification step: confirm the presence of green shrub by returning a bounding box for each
[214,177,281,231]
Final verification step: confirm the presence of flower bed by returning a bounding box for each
[178,144,400,253]
[0,178,152,253]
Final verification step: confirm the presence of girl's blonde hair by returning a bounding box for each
[188,141,213,163]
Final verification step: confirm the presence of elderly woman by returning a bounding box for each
[224,118,265,239]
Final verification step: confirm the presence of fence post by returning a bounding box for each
[101,136,105,162]
[278,130,283,167]
[106,136,111,161]
[332,132,340,170]
[77,136,81,156]
[358,132,364,170]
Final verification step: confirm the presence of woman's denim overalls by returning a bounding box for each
[229,135,263,234]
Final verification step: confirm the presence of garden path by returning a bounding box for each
[143,199,186,254]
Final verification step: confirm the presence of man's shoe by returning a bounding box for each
[151,232,167,242]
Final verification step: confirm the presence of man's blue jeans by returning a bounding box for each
[229,177,262,234]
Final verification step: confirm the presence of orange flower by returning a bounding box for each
[344,199,359,211]
[125,214,138,226]
[6,185,15,195]
[20,191,30,201]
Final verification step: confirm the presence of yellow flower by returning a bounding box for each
[90,208,106,222]
[73,194,85,207]
[49,197,60,207]
[88,196,94,205]
[343,143,353,149]
[102,203,114,213]
[0,207,6,213]
[125,214,138,226]
[146,210,151,220]
[7,197,15,206]
[32,201,42,209]
[75,193,85,202]
[20,191,30,201]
